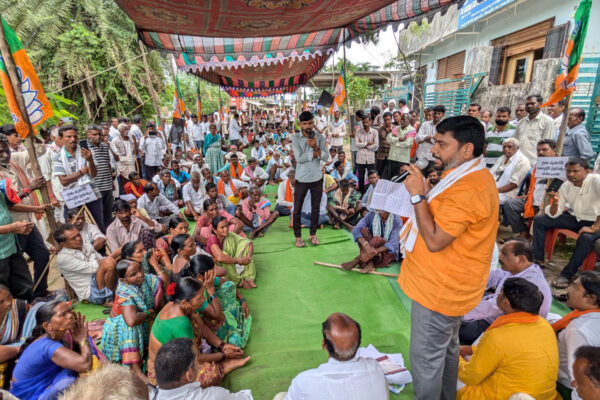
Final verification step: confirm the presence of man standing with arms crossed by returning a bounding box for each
[291,111,328,248]
[400,116,499,399]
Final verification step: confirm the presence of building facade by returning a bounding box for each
[399,0,600,153]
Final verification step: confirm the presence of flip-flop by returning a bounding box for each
[295,240,306,248]
[309,236,320,246]
[552,276,570,289]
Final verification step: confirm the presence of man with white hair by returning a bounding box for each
[110,123,137,193]
[267,151,284,184]
[276,313,387,400]
[387,99,396,114]
[489,137,531,204]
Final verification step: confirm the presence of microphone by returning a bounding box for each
[391,170,410,183]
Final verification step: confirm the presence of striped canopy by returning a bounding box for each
[176,51,328,91]
[117,0,459,91]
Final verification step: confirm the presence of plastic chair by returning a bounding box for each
[544,228,597,270]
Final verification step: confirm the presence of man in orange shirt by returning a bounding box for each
[400,116,499,399]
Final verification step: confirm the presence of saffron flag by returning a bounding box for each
[0,18,53,138]
[542,0,591,107]
[195,79,202,115]
[172,74,185,119]
[330,65,347,113]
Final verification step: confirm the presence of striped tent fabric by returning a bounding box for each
[116,0,460,90]
[178,51,328,91]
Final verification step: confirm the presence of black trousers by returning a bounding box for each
[17,225,49,298]
[275,204,292,216]
[0,251,33,301]
[375,158,387,177]
[100,190,114,233]
[292,179,323,237]
[145,165,160,180]
[459,319,491,345]
[356,163,374,193]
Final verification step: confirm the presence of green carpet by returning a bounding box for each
[72,183,570,400]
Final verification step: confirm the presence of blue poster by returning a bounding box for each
[458,0,517,30]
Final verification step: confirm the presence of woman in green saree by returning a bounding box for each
[206,216,256,289]
[182,254,251,348]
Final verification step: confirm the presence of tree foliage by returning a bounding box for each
[346,73,373,107]
[0,0,167,126]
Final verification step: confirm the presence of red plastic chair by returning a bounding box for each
[544,228,597,270]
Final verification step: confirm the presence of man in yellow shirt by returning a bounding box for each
[401,116,499,399]
[458,277,560,400]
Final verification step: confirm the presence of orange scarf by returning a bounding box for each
[217,179,236,196]
[485,312,540,332]
[285,179,293,209]
[230,163,243,179]
[523,166,536,218]
[552,309,600,332]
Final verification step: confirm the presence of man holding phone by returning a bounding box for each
[54,125,105,232]
[291,111,328,247]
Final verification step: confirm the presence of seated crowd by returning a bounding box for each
[0,97,598,400]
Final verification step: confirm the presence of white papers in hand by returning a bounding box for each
[367,179,414,218]
[356,344,413,385]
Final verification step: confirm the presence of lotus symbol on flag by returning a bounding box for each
[16,66,44,125]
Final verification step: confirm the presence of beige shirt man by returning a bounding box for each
[514,112,555,163]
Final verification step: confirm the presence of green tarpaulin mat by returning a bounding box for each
[72,182,571,400]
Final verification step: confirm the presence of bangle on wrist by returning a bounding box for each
[217,341,225,351]
[208,293,216,304]
[22,188,31,196]
[240,297,246,304]
[220,352,226,361]
[79,339,88,348]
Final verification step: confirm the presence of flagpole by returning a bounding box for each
[555,94,572,156]
[0,26,58,242]
[342,28,353,144]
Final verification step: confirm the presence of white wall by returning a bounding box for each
[420,0,600,81]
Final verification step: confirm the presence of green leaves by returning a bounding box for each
[0,0,166,125]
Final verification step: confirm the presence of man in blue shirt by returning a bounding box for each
[170,160,190,185]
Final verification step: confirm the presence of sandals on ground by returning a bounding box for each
[552,276,570,289]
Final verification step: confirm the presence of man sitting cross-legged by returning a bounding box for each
[275,169,295,217]
[457,277,560,400]
[202,181,235,216]
[152,338,253,400]
[274,313,387,400]
[55,223,122,305]
[459,238,551,344]
[182,171,206,220]
[67,207,106,253]
[241,157,269,191]
[236,187,279,239]
[106,199,162,251]
[138,182,187,225]
[572,346,600,400]
[217,170,244,205]
[341,210,402,274]
[326,179,362,230]
[123,171,147,198]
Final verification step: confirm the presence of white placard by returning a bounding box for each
[368,179,414,217]
[62,183,97,209]
[536,156,569,179]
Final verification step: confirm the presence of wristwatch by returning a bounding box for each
[410,194,426,205]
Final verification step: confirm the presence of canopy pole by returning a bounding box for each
[555,93,572,156]
[169,54,187,155]
[342,29,353,138]
[218,86,223,133]
[0,24,57,244]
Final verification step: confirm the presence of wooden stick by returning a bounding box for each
[313,261,399,277]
